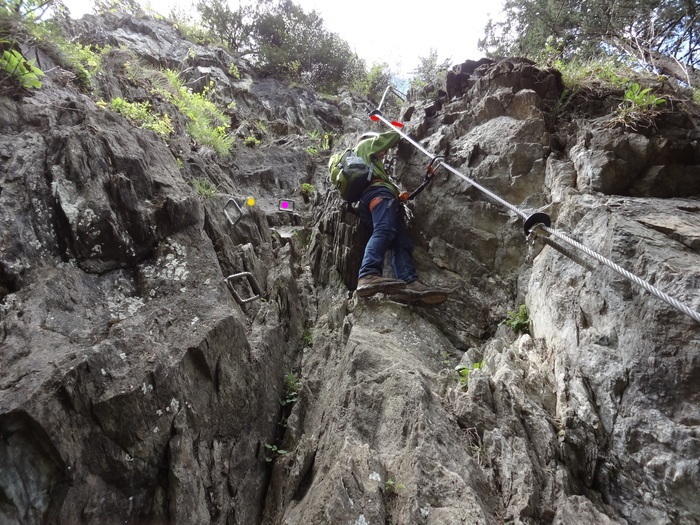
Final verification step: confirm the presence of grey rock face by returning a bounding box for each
[1,12,699,525]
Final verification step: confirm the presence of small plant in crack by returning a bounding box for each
[190,177,217,198]
[502,304,530,334]
[299,328,312,348]
[384,478,406,496]
[280,371,300,407]
[463,427,485,467]
[264,443,288,462]
[455,361,482,387]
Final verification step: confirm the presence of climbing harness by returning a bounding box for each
[369,108,700,325]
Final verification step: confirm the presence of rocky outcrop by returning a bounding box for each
[1,13,699,525]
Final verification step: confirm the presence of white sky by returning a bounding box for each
[63,0,503,76]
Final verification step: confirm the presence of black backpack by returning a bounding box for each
[329,149,374,203]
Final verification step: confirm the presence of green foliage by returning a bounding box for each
[0,48,44,88]
[409,49,451,91]
[188,120,234,154]
[612,82,666,129]
[299,327,312,346]
[161,69,234,155]
[106,97,173,138]
[281,371,300,406]
[0,0,57,19]
[554,57,632,92]
[197,0,364,92]
[94,0,145,17]
[300,183,315,195]
[196,0,257,53]
[244,135,260,147]
[621,82,666,108]
[264,443,288,462]
[66,42,109,87]
[228,63,241,79]
[353,62,395,107]
[546,57,670,125]
[502,304,530,334]
[307,130,332,151]
[256,2,365,91]
[321,132,332,150]
[455,361,483,387]
[384,479,406,495]
[20,14,111,90]
[190,177,217,198]
[170,9,214,46]
[479,0,699,86]
[293,229,311,249]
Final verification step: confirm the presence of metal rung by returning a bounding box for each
[224,198,244,225]
[225,272,262,304]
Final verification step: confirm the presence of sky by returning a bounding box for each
[62,0,504,77]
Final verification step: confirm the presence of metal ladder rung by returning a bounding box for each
[224,198,244,225]
[225,272,262,304]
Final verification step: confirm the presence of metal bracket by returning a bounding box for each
[523,212,552,236]
[225,272,262,304]
[376,85,406,113]
[278,199,295,212]
[224,198,244,225]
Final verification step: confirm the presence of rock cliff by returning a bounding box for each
[1,12,699,525]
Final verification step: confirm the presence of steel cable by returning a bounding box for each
[370,110,700,324]
[533,225,700,324]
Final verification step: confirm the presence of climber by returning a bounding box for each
[328,130,448,305]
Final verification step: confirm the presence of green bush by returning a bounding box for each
[66,42,110,87]
[610,82,666,130]
[0,48,44,89]
[455,361,483,387]
[502,304,530,334]
[281,371,300,407]
[300,183,315,195]
[553,57,631,92]
[18,14,109,90]
[106,97,173,138]
[190,177,217,198]
[161,70,234,155]
[243,135,260,147]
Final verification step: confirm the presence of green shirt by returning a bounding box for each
[354,131,401,198]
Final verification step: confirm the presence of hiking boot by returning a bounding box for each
[356,275,407,298]
[390,280,448,305]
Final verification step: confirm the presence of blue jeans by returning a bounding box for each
[357,187,417,282]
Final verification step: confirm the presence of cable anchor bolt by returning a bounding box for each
[523,212,551,237]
